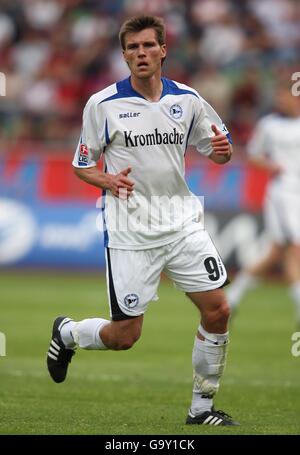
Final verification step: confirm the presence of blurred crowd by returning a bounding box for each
[0,0,299,152]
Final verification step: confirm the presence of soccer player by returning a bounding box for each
[47,15,238,426]
[227,86,300,326]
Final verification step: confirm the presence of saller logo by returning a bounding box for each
[124,128,184,147]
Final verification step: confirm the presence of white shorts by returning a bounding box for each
[264,189,300,245]
[105,229,228,320]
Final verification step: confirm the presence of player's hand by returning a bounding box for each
[210,124,232,158]
[108,167,135,199]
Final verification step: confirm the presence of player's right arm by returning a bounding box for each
[74,166,134,198]
[72,96,134,198]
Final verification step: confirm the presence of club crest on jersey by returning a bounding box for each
[78,144,88,166]
[124,293,139,309]
[170,104,183,119]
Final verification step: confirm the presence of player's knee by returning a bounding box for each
[219,301,231,322]
[205,300,230,327]
[216,301,230,324]
[118,341,134,350]
[109,317,143,350]
[115,334,140,350]
[114,327,142,350]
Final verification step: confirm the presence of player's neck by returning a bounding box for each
[130,73,163,102]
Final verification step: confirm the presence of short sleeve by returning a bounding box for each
[72,97,106,168]
[189,96,232,157]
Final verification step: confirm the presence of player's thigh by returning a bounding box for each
[164,229,228,293]
[105,248,163,321]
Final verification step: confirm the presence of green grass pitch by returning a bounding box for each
[0,271,299,435]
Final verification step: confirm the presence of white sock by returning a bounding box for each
[226,271,256,310]
[290,282,300,322]
[71,318,110,350]
[190,325,229,416]
[60,320,76,349]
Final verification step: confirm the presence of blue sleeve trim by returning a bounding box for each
[226,132,233,144]
[105,119,110,145]
[185,114,195,154]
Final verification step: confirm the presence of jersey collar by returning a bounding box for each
[119,77,169,101]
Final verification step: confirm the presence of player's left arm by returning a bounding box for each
[189,95,233,163]
[209,124,233,164]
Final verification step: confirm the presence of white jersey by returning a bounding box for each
[247,113,300,195]
[73,77,231,250]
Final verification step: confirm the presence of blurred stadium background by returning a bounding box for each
[0,0,300,435]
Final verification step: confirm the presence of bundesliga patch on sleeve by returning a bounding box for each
[78,144,89,166]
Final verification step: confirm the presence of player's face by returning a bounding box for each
[123,28,166,80]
